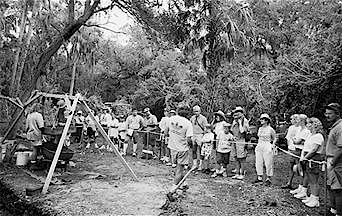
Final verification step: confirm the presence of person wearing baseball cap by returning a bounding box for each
[253,113,277,186]
[324,103,342,216]
[142,107,158,159]
[164,104,193,193]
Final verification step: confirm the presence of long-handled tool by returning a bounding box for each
[161,166,196,210]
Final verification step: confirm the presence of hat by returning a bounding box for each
[260,113,271,120]
[214,110,225,118]
[57,100,65,107]
[144,107,150,113]
[119,114,125,119]
[170,109,176,114]
[193,105,201,112]
[233,106,244,114]
[77,110,82,114]
[325,103,341,113]
[222,121,231,127]
[164,107,171,112]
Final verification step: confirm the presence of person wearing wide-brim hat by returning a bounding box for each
[56,99,67,125]
[231,106,249,180]
[213,110,226,135]
[253,113,277,186]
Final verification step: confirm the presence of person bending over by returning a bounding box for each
[165,105,193,193]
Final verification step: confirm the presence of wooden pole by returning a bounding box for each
[42,94,80,194]
[82,100,139,182]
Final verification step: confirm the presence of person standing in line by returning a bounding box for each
[26,103,44,170]
[253,113,277,186]
[324,103,342,216]
[198,124,214,174]
[126,108,144,157]
[190,105,208,170]
[231,106,249,180]
[159,107,171,163]
[117,115,128,155]
[85,110,99,149]
[74,110,85,143]
[300,117,324,207]
[289,114,311,197]
[281,114,301,189]
[107,112,119,152]
[211,110,226,170]
[142,107,159,159]
[164,105,193,193]
[211,122,234,178]
[100,108,112,134]
[168,109,177,167]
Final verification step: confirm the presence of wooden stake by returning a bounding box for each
[82,100,139,182]
[42,94,80,194]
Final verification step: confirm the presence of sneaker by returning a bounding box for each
[290,187,302,195]
[198,167,203,172]
[222,172,228,177]
[184,165,189,170]
[302,196,312,203]
[153,155,158,160]
[253,179,263,184]
[236,175,244,180]
[172,164,177,168]
[132,152,137,157]
[305,197,319,207]
[294,191,307,199]
[232,169,237,173]
[86,143,90,149]
[94,143,99,149]
[166,162,172,166]
[160,156,166,162]
[218,167,225,174]
[264,179,271,186]
[99,145,106,150]
[211,172,218,178]
[281,183,293,190]
[231,174,240,179]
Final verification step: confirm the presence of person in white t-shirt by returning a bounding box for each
[165,105,193,193]
[117,115,128,155]
[211,122,234,178]
[126,108,144,156]
[198,124,214,174]
[290,114,311,196]
[253,113,277,186]
[295,117,324,207]
[107,112,119,152]
[281,114,301,189]
[159,108,171,163]
[26,103,44,170]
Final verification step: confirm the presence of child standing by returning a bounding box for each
[199,124,214,174]
[211,122,234,178]
[117,115,128,155]
[107,113,119,152]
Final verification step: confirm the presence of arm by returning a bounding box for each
[332,132,342,167]
[304,143,320,160]
[270,128,277,145]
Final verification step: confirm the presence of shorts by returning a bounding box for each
[126,130,139,144]
[171,150,190,165]
[192,134,203,146]
[200,142,212,159]
[216,152,230,165]
[289,148,301,165]
[232,142,247,159]
[305,154,322,174]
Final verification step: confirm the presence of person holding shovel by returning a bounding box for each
[164,105,193,193]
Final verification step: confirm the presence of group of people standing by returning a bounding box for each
[161,103,342,216]
[278,103,342,215]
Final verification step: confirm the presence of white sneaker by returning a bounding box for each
[294,191,307,199]
[218,167,225,174]
[211,172,218,178]
[232,169,237,173]
[236,175,244,180]
[302,195,313,203]
[99,145,106,150]
[95,143,99,149]
[86,143,90,149]
[290,187,301,195]
[232,174,239,179]
[305,197,319,207]
[172,164,177,168]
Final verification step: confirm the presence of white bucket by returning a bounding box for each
[16,152,30,166]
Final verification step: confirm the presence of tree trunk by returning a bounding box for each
[69,60,77,96]
[7,0,101,139]
[10,0,28,97]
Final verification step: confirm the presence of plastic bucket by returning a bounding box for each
[16,152,30,166]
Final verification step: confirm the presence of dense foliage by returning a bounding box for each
[1,0,342,125]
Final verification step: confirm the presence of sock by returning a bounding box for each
[123,143,128,153]
[133,144,137,153]
[331,208,337,214]
[257,176,262,180]
[298,184,303,191]
[301,187,307,193]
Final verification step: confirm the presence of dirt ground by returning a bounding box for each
[0,137,330,216]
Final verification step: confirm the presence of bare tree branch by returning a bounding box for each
[83,24,127,34]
